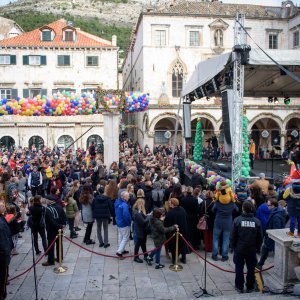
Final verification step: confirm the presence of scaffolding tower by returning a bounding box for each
[231,14,246,186]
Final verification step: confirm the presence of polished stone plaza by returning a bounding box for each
[6,218,298,300]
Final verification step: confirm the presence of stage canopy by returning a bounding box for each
[182,48,300,98]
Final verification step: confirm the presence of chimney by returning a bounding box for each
[112,35,117,46]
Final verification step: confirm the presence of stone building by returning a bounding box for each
[0,16,24,41]
[0,19,118,150]
[122,0,300,154]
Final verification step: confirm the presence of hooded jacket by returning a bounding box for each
[283,183,300,217]
[255,203,271,231]
[114,197,131,228]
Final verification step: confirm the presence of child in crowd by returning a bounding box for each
[214,181,236,204]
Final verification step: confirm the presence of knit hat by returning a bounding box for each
[259,173,265,179]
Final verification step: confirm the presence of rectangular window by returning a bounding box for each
[189,31,200,46]
[154,30,166,46]
[0,55,11,65]
[52,88,76,94]
[58,55,71,66]
[154,131,169,144]
[29,89,41,98]
[269,34,278,49]
[87,56,99,66]
[29,56,41,65]
[0,89,11,100]
[42,30,52,41]
[293,31,299,47]
[64,31,74,42]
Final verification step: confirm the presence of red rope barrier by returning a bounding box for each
[64,233,175,259]
[8,236,58,282]
[180,234,274,274]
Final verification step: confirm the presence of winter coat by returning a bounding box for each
[0,215,13,264]
[164,206,188,254]
[132,208,149,239]
[152,188,164,208]
[235,182,249,202]
[28,204,46,229]
[231,213,263,253]
[215,185,235,204]
[92,194,113,220]
[283,183,300,217]
[114,198,131,228]
[212,201,238,231]
[264,206,286,250]
[65,197,78,219]
[45,203,66,232]
[81,195,94,223]
[255,203,271,231]
[150,216,175,248]
[199,198,215,231]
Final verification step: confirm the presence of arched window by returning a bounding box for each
[57,135,74,150]
[172,61,184,98]
[29,136,44,150]
[0,136,15,150]
[87,135,104,153]
[214,29,223,47]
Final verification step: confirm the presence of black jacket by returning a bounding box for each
[28,204,45,229]
[231,213,263,253]
[132,209,149,239]
[92,194,113,220]
[0,215,13,263]
[45,203,67,232]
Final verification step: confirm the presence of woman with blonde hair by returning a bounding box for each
[132,199,152,264]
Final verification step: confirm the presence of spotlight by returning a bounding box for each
[268,96,273,103]
[206,96,210,101]
[284,96,291,105]
[274,97,279,104]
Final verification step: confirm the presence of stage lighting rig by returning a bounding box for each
[233,44,251,65]
[268,96,273,103]
[284,96,291,105]
[274,97,279,104]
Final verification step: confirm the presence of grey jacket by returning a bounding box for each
[81,196,94,223]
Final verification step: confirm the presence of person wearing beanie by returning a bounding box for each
[214,181,236,204]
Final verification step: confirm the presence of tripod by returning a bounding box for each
[194,200,214,298]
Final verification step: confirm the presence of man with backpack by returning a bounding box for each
[42,199,66,266]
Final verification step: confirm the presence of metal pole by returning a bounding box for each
[169,228,183,272]
[54,229,68,274]
[65,126,94,150]
[31,233,38,300]
[172,96,182,164]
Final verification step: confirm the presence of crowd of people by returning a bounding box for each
[0,138,300,299]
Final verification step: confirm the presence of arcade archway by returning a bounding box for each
[87,135,104,153]
[57,135,75,150]
[29,136,44,150]
[0,136,15,150]
[154,117,182,145]
[286,117,300,147]
[191,117,215,145]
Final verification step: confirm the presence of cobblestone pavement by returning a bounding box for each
[6,223,297,300]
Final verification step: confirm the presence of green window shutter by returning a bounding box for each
[10,55,16,65]
[40,56,47,65]
[66,55,70,65]
[41,89,47,96]
[11,89,18,99]
[23,89,29,98]
[23,55,29,65]
[58,55,63,66]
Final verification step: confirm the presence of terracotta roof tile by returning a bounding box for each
[0,19,114,48]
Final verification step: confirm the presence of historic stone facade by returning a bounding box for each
[122,1,300,153]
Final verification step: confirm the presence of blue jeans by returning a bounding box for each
[290,216,300,233]
[149,247,162,264]
[212,227,231,258]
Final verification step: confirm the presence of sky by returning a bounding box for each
[0,0,300,6]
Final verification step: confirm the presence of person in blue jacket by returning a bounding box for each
[115,191,132,258]
[256,198,286,269]
[255,202,271,235]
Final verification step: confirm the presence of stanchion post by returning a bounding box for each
[54,229,68,274]
[169,228,183,272]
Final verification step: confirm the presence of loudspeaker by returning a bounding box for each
[183,102,192,138]
[221,89,232,145]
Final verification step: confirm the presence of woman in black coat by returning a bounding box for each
[164,198,188,264]
[27,195,47,255]
[180,186,200,249]
[132,199,151,264]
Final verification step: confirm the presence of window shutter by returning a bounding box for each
[10,55,16,65]
[41,89,47,96]
[23,55,29,65]
[81,89,86,94]
[40,56,47,65]
[58,55,63,65]
[11,89,18,99]
[66,55,70,65]
[23,89,29,98]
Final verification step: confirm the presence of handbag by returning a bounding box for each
[197,215,207,230]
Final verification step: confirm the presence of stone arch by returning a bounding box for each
[0,135,16,150]
[167,57,188,75]
[25,133,47,149]
[28,135,45,150]
[87,134,104,152]
[191,113,218,131]
[57,134,75,149]
[283,113,300,130]
[168,57,188,98]
[149,113,183,133]
[248,113,283,131]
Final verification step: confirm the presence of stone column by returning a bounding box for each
[280,131,286,155]
[103,110,120,167]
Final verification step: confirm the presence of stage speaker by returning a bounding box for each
[221,89,233,145]
[183,102,192,138]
